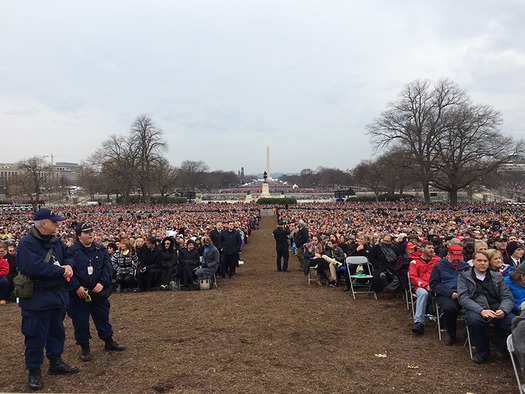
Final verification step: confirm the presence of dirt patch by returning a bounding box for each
[0,216,517,393]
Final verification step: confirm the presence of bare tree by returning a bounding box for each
[130,115,167,204]
[352,160,386,201]
[317,168,353,188]
[178,160,209,190]
[78,161,101,200]
[367,79,468,202]
[376,147,417,195]
[202,171,240,189]
[152,158,178,201]
[430,104,521,206]
[14,156,52,211]
[95,135,138,205]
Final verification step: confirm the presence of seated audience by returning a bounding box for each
[503,241,524,275]
[195,236,220,282]
[504,262,525,315]
[458,251,515,363]
[317,238,342,287]
[0,252,9,304]
[430,244,470,345]
[343,233,372,291]
[111,238,139,291]
[486,249,504,274]
[178,240,200,289]
[369,234,399,293]
[136,236,162,292]
[158,237,178,290]
[395,241,417,290]
[409,241,440,335]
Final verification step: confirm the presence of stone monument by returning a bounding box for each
[260,170,271,198]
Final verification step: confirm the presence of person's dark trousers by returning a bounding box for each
[223,253,239,277]
[159,267,177,286]
[276,249,289,271]
[296,246,305,269]
[0,276,9,300]
[21,307,66,371]
[68,296,113,344]
[137,268,161,291]
[180,263,197,287]
[464,309,514,359]
[216,250,224,276]
[435,296,461,339]
[219,254,227,278]
[115,274,136,290]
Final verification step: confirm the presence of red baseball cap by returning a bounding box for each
[448,244,464,260]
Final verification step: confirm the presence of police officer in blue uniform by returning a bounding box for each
[68,222,125,362]
[16,208,79,390]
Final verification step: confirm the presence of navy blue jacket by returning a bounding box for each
[430,257,470,298]
[68,241,112,292]
[16,227,74,310]
[220,229,242,255]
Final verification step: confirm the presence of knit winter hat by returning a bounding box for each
[507,241,521,257]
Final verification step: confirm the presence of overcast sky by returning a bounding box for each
[2,0,524,174]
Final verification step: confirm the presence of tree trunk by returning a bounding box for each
[422,182,431,203]
[449,190,459,208]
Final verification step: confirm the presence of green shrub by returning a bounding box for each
[346,194,415,202]
[256,197,297,205]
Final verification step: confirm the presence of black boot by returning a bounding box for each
[104,337,125,351]
[48,357,79,375]
[28,368,42,390]
[80,342,91,362]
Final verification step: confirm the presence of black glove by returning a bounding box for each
[201,263,208,268]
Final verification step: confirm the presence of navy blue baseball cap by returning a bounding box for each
[34,208,64,221]
[75,222,94,233]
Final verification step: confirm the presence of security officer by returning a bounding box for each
[273,220,291,272]
[16,208,79,390]
[68,222,125,362]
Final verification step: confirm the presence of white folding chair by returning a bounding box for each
[307,264,318,285]
[508,334,525,394]
[345,256,376,300]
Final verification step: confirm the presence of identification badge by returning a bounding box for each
[87,266,93,275]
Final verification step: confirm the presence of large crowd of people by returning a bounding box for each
[272,200,525,374]
[2,200,525,389]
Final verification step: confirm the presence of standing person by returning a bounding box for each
[209,222,224,275]
[16,208,78,390]
[294,220,309,271]
[220,221,242,279]
[273,220,291,272]
[209,222,223,249]
[68,222,125,363]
